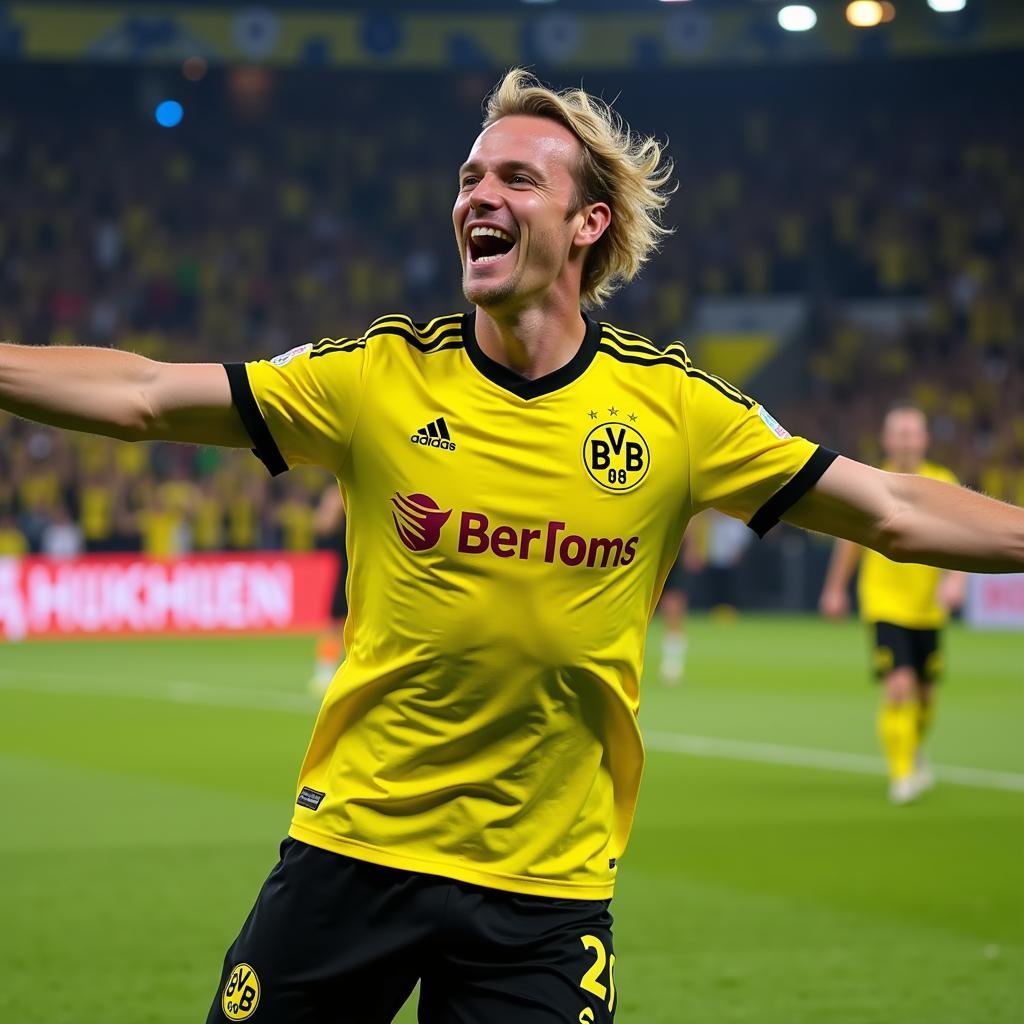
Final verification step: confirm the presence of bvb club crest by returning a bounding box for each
[583,421,650,493]
[222,963,260,1020]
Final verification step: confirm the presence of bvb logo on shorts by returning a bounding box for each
[583,422,650,493]
[222,963,260,1020]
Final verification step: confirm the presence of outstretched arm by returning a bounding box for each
[784,455,1024,573]
[0,343,250,447]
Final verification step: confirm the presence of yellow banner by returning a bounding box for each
[7,4,1024,69]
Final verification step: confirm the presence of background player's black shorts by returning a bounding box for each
[328,552,348,620]
[663,560,695,598]
[208,838,618,1023]
[872,621,943,684]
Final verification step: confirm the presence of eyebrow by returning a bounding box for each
[458,159,547,180]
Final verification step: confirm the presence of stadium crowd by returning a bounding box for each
[2,65,1021,555]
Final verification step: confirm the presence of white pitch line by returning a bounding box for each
[3,673,1023,793]
[644,731,1024,794]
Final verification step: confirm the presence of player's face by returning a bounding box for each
[881,410,929,468]
[453,115,590,311]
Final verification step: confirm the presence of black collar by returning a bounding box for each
[461,310,600,400]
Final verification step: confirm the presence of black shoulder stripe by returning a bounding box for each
[601,334,689,366]
[748,447,840,538]
[688,367,754,408]
[601,328,692,368]
[311,337,362,352]
[312,324,464,358]
[363,324,431,349]
[416,325,464,350]
[368,313,414,332]
[413,313,464,334]
[596,344,754,408]
[312,313,464,354]
[659,342,690,359]
[601,323,659,349]
[418,340,466,356]
[309,339,367,361]
[689,370,754,408]
[367,313,464,347]
[597,343,686,370]
[364,323,464,353]
[603,326,750,404]
[223,363,289,477]
[309,313,467,355]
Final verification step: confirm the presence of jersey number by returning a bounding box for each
[579,935,616,1012]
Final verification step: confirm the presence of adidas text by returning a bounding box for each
[410,434,456,451]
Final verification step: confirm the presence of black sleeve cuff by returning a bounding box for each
[748,446,839,539]
[223,363,289,477]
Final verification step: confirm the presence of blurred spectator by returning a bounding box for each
[1,61,1020,552]
[0,510,28,556]
[40,501,83,558]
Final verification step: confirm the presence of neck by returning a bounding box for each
[474,296,587,380]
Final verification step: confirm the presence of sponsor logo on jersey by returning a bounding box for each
[269,343,312,367]
[758,406,791,439]
[391,492,453,551]
[389,493,638,568]
[583,422,650,493]
[410,416,457,451]
[296,786,326,810]
[222,963,260,1020]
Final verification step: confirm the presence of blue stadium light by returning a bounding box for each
[927,0,966,11]
[155,100,184,128]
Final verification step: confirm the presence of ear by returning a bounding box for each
[573,202,612,250]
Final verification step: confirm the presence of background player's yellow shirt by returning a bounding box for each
[858,461,958,629]
[227,312,834,899]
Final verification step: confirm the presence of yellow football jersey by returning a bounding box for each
[858,461,958,629]
[227,312,833,899]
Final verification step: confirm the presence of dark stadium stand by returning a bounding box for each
[2,59,1021,555]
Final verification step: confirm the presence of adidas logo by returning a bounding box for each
[410,416,457,452]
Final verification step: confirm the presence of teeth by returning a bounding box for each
[470,226,514,244]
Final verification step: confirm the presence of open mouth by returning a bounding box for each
[467,226,516,265]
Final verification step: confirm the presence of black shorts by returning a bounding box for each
[872,621,943,684]
[328,553,348,620]
[208,839,618,1023]
[663,560,695,597]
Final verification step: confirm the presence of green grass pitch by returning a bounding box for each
[1,615,1021,1023]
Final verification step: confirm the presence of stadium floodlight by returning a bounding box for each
[847,1,884,27]
[154,100,184,128]
[778,5,817,32]
[927,0,966,11]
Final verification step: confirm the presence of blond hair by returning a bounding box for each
[483,68,674,309]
